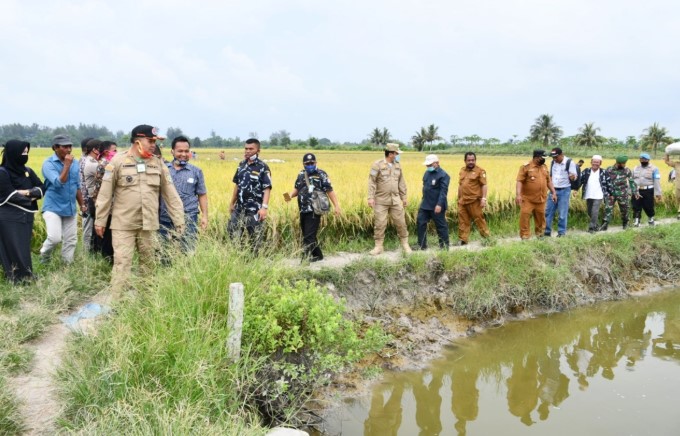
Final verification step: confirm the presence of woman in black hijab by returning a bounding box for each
[0,140,45,282]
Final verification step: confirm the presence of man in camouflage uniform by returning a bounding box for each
[367,143,411,255]
[601,155,636,230]
[228,138,272,253]
[284,153,341,262]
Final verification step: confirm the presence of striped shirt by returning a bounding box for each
[159,162,207,221]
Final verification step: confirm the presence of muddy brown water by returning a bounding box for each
[322,289,680,435]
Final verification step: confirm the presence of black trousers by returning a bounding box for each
[300,212,323,261]
[632,189,655,219]
[416,208,449,249]
[0,207,35,283]
[92,214,114,263]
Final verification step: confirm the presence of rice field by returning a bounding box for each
[23,148,679,249]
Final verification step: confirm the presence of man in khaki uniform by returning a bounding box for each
[367,143,411,254]
[95,125,185,299]
[516,149,557,240]
[457,151,490,245]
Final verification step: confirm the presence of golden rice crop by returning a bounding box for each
[24,148,679,245]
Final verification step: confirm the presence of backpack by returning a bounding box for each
[551,158,581,190]
[304,172,331,215]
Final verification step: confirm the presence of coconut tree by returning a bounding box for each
[640,123,674,156]
[369,127,391,148]
[412,128,426,152]
[529,114,563,147]
[574,122,606,147]
[424,124,442,150]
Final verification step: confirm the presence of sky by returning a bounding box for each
[1,0,679,144]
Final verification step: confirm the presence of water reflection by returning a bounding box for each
[333,290,680,435]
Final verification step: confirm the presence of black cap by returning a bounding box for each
[131,125,165,142]
[533,149,547,158]
[303,153,316,163]
[549,147,563,157]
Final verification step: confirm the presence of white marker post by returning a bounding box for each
[227,282,244,361]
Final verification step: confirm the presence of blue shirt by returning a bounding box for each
[160,162,207,221]
[42,154,80,216]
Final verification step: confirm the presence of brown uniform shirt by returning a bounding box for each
[517,161,551,203]
[458,165,487,205]
[95,151,185,231]
[368,159,407,206]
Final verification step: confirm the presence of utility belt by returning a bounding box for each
[638,185,654,190]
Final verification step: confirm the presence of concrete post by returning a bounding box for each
[227,282,244,361]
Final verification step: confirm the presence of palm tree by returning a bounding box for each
[411,128,426,152]
[574,122,606,147]
[368,127,391,148]
[529,114,563,147]
[640,123,673,156]
[424,124,442,150]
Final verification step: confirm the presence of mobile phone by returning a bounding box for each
[283,192,291,201]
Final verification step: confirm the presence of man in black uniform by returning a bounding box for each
[416,154,450,249]
[284,153,341,262]
[228,138,272,252]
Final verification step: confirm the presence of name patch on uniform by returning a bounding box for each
[187,178,195,184]
[251,171,260,176]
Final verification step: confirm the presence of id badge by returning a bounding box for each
[136,163,146,173]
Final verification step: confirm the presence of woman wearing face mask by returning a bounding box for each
[0,140,45,282]
[284,153,341,262]
[90,140,118,261]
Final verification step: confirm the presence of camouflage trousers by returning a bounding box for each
[603,193,630,224]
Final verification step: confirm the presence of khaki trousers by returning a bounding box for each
[373,203,408,240]
[519,201,546,239]
[111,229,158,299]
[458,201,490,243]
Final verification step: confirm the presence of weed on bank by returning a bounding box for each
[56,239,386,433]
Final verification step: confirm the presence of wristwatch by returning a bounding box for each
[261,204,269,209]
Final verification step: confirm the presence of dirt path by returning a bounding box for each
[8,292,110,435]
[9,218,678,433]
[289,218,679,270]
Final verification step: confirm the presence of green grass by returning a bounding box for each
[55,240,385,433]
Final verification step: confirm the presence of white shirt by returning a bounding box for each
[585,169,604,200]
[551,157,577,188]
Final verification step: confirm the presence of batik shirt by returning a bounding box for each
[232,157,272,213]
[293,168,333,214]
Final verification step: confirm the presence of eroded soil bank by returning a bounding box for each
[308,224,680,394]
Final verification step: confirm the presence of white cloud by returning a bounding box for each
[0,0,678,142]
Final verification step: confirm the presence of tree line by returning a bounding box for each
[369,115,677,155]
[1,116,676,154]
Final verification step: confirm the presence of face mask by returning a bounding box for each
[640,161,649,167]
[426,166,435,172]
[106,150,117,160]
[17,155,29,165]
[394,154,401,163]
[538,158,546,165]
[248,154,258,162]
[137,141,153,159]
[304,164,316,174]
[174,159,188,167]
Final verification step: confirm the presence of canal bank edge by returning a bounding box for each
[306,223,680,385]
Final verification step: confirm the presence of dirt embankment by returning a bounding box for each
[317,223,680,381]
